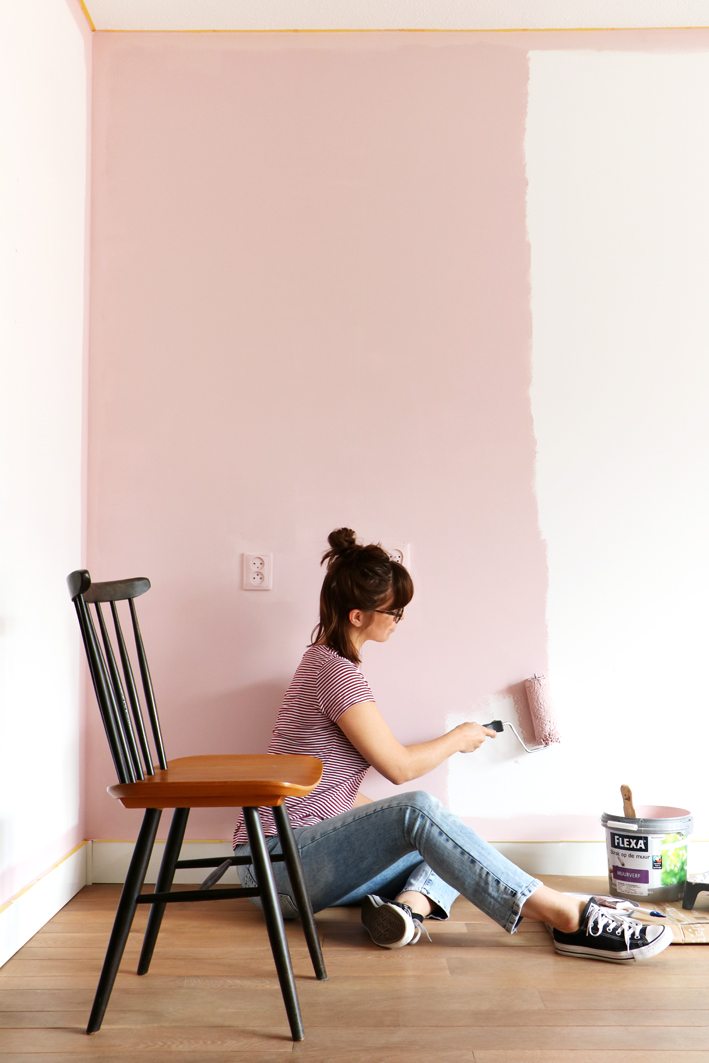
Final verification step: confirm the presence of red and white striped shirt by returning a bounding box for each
[233,644,372,845]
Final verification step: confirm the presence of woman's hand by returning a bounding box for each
[451,721,498,754]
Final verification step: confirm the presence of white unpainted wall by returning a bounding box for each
[0,0,89,916]
[449,50,709,843]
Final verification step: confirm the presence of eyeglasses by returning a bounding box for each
[374,608,404,623]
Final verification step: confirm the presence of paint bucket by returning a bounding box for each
[601,805,693,902]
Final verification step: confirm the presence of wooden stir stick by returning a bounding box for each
[620,784,636,818]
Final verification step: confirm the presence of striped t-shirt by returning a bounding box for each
[232,644,372,845]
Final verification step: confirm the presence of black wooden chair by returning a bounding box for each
[67,569,326,1041]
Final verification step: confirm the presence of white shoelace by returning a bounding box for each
[587,905,646,946]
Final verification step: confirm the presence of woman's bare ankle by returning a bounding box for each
[395,891,433,919]
[522,886,586,932]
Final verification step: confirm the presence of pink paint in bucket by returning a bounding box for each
[601,805,693,902]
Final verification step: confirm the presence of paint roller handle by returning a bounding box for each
[483,719,541,753]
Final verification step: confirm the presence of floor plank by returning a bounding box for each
[1,876,709,1060]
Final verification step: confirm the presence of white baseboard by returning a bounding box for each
[94,839,604,884]
[90,837,709,883]
[498,841,609,877]
[0,843,88,968]
[91,839,236,884]
[495,839,709,879]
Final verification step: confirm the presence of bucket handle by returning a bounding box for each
[605,819,638,830]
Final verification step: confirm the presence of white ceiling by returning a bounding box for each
[81,1,709,32]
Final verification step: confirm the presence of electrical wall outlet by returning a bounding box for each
[242,553,273,590]
[386,544,411,569]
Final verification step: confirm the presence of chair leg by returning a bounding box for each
[273,804,327,981]
[87,808,161,1034]
[137,807,190,975]
[243,806,304,1042]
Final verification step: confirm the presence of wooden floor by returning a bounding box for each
[2,875,709,1062]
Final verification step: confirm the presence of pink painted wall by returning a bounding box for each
[87,32,547,842]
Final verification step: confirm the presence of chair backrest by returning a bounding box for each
[67,570,167,785]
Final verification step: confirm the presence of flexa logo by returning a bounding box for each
[612,833,649,851]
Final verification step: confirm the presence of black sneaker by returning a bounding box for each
[361,895,423,948]
[552,898,672,963]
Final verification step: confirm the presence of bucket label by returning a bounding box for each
[605,827,688,898]
[612,866,649,883]
[611,832,649,851]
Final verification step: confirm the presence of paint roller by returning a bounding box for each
[484,675,560,753]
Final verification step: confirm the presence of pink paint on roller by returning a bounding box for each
[524,675,560,746]
[484,675,559,752]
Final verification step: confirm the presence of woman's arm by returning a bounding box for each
[338,701,495,786]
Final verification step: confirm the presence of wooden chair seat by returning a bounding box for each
[108,753,323,808]
[67,570,326,1042]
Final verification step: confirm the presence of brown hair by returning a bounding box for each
[311,528,414,664]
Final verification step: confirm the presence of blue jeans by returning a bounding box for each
[235,790,541,934]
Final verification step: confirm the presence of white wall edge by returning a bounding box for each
[91,838,709,882]
[0,843,89,968]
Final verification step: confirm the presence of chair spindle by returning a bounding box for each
[129,598,167,771]
[110,601,154,776]
[94,603,144,782]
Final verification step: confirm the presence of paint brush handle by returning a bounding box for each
[620,784,636,818]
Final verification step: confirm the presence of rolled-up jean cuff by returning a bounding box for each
[506,878,543,934]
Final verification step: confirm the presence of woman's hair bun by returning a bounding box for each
[322,527,358,566]
[328,528,357,552]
